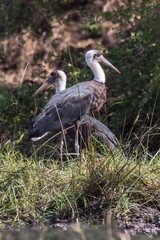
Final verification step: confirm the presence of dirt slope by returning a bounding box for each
[0,0,127,86]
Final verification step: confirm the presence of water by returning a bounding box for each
[0,224,160,240]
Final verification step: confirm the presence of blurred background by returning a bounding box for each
[0,0,159,153]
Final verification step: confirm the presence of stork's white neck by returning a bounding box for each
[89,60,106,83]
[55,78,66,93]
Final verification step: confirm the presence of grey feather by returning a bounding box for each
[30,82,93,138]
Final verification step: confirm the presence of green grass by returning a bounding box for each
[0,138,160,228]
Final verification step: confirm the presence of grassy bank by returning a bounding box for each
[0,63,160,233]
[0,137,160,228]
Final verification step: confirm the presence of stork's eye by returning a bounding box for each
[95,52,102,58]
[50,72,58,78]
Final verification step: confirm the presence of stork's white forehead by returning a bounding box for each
[85,49,98,60]
[57,70,66,80]
[57,70,64,76]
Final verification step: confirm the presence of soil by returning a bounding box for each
[116,206,160,236]
[52,206,160,236]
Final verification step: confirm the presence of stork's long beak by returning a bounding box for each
[33,75,55,97]
[99,55,121,74]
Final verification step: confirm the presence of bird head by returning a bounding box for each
[33,70,67,96]
[85,49,120,74]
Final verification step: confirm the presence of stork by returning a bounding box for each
[31,70,119,154]
[29,50,120,155]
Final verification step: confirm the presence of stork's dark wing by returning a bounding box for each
[84,115,119,149]
[29,82,93,139]
[67,115,119,150]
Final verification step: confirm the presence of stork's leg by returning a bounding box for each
[60,132,64,166]
[74,121,80,155]
[86,121,92,151]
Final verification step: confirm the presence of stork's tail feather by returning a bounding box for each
[28,119,50,141]
[28,128,46,141]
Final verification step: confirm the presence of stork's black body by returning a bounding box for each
[29,81,107,139]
